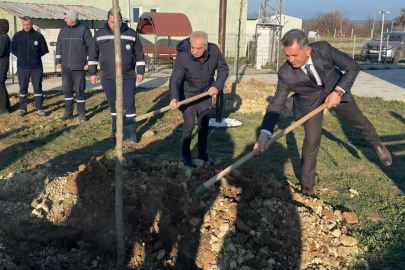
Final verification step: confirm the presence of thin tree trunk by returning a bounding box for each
[112,0,125,268]
[235,0,244,83]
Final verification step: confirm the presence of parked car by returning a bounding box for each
[360,31,405,64]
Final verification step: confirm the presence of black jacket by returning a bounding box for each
[56,21,93,70]
[88,23,145,79]
[0,19,10,64]
[11,28,48,69]
[169,38,229,112]
[261,41,360,133]
[0,19,10,82]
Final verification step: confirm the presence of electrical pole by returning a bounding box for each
[378,10,389,63]
[371,1,376,39]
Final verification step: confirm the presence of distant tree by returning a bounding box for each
[313,9,349,36]
[363,15,383,38]
[393,8,405,26]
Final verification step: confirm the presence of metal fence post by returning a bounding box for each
[352,35,356,59]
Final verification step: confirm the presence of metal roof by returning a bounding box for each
[137,12,192,37]
[0,2,118,21]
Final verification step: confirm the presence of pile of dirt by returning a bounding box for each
[0,156,363,269]
[223,79,277,114]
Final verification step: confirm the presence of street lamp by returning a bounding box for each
[378,10,389,63]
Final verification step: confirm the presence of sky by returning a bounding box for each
[247,0,404,20]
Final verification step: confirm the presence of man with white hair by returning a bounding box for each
[56,8,93,122]
[169,31,229,168]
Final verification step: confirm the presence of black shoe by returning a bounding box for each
[0,109,9,115]
[373,141,392,166]
[59,111,73,121]
[110,133,116,143]
[36,110,46,117]
[17,110,26,117]
[183,156,197,168]
[79,114,87,123]
[129,134,137,144]
[197,153,214,165]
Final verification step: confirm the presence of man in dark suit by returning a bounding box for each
[254,29,392,196]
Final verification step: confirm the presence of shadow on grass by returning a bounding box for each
[334,109,405,269]
[0,124,79,172]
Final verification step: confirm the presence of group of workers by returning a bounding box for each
[0,9,392,196]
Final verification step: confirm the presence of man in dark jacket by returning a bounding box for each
[254,29,392,197]
[169,31,229,168]
[88,10,145,144]
[56,8,93,122]
[11,16,48,117]
[0,19,11,115]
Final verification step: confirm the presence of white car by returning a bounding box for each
[360,31,405,64]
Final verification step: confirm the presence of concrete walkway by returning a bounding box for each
[6,68,405,102]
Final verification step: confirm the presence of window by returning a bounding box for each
[150,7,159,13]
[132,6,142,24]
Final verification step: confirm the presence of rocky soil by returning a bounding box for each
[0,156,363,269]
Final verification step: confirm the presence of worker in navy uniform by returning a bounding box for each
[56,8,93,122]
[0,19,11,115]
[88,10,145,144]
[11,16,49,117]
[169,31,229,168]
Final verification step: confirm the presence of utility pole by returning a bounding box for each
[371,1,376,39]
[378,10,389,63]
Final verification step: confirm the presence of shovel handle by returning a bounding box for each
[195,103,329,196]
[134,91,211,122]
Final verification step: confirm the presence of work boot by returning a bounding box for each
[183,156,197,168]
[373,141,392,166]
[110,132,116,143]
[36,110,46,117]
[79,113,87,123]
[17,110,26,117]
[59,111,73,121]
[129,134,137,144]
[197,153,214,165]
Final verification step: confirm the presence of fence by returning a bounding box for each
[6,31,383,81]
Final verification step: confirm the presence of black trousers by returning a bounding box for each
[300,98,380,189]
[62,69,86,114]
[0,63,10,111]
[181,104,210,158]
[18,68,43,111]
[101,78,136,135]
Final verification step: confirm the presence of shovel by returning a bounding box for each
[123,91,211,126]
[195,103,329,196]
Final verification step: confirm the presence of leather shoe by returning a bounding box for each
[301,186,315,196]
[373,141,392,166]
[183,156,197,168]
[197,153,214,165]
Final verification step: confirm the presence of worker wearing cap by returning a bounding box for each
[56,8,93,122]
[11,16,48,117]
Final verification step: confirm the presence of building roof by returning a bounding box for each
[0,2,119,21]
[137,12,192,37]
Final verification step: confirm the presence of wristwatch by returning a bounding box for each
[333,88,345,97]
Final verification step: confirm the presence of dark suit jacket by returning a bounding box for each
[261,41,360,133]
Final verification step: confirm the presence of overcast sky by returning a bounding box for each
[247,0,404,20]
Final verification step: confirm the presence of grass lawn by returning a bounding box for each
[0,85,404,269]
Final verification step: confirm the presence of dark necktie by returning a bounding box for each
[305,64,318,85]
